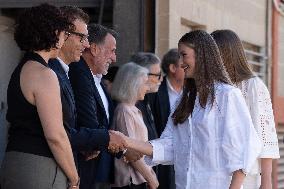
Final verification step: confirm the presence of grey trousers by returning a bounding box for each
[0,151,67,189]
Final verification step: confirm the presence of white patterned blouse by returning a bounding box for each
[237,76,280,175]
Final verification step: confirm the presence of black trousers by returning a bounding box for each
[111,183,147,189]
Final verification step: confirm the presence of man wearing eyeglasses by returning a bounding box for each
[130,52,179,189]
[48,6,127,189]
[146,49,184,189]
[130,52,162,141]
[151,49,184,133]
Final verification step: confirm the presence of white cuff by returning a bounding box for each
[150,140,165,163]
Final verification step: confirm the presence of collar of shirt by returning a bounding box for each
[92,73,103,85]
[166,77,183,95]
[121,102,142,114]
[57,57,69,76]
[91,72,109,121]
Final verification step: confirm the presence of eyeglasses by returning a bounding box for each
[65,31,89,43]
[148,72,163,80]
[181,64,189,70]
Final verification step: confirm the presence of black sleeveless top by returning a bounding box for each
[6,52,53,158]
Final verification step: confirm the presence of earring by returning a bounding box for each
[56,42,60,49]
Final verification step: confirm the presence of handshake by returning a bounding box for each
[108,130,127,153]
[108,130,143,162]
[82,130,144,162]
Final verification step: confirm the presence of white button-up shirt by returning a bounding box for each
[57,57,69,78]
[92,74,109,121]
[166,78,183,112]
[148,83,262,189]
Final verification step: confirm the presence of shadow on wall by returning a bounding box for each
[0,15,22,165]
[0,111,8,165]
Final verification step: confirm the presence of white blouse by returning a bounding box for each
[237,77,280,174]
[147,83,262,189]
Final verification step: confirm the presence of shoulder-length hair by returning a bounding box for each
[172,30,231,125]
[111,62,148,103]
[211,30,254,84]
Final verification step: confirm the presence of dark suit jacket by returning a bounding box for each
[148,77,170,136]
[135,95,158,141]
[148,77,176,189]
[68,57,114,187]
[49,59,110,153]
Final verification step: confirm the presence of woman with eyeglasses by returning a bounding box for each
[211,29,280,189]
[111,30,262,189]
[0,4,79,189]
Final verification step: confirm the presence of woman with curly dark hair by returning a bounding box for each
[0,3,79,189]
[211,29,279,189]
[112,30,262,189]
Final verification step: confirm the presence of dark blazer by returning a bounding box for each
[148,77,175,189]
[148,77,170,136]
[135,95,158,141]
[49,59,110,152]
[68,57,114,188]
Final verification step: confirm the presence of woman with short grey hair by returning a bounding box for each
[111,62,148,103]
[111,62,159,189]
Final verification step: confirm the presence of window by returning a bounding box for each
[242,42,268,84]
[179,17,206,43]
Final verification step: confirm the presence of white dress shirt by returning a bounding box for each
[92,74,109,121]
[166,78,183,112]
[147,83,262,189]
[57,57,69,78]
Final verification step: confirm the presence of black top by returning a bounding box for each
[6,52,53,158]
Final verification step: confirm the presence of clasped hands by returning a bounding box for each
[107,130,127,153]
[108,130,143,162]
[82,130,142,162]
